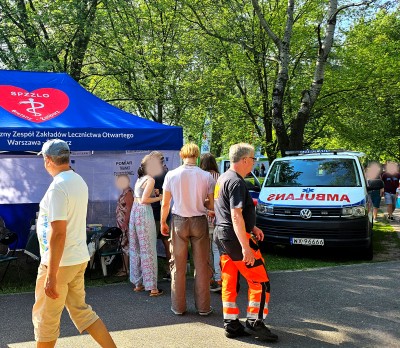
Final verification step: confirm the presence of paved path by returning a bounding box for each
[1,261,399,348]
[373,202,400,262]
[390,210,400,235]
[378,200,400,234]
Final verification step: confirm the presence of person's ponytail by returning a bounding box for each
[137,164,145,178]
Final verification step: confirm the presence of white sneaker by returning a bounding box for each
[198,307,213,316]
[171,307,185,315]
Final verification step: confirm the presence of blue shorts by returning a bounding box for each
[369,190,381,208]
[384,192,396,206]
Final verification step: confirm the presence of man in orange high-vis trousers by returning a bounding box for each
[214,143,278,342]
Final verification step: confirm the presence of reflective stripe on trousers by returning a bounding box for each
[222,301,239,320]
[247,281,270,319]
[220,236,270,321]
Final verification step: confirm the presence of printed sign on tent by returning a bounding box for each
[0,151,180,205]
[71,151,92,157]
[0,70,183,152]
[114,159,135,176]
[0,86,69,123]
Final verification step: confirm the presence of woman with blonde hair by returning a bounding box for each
[129,154,164,296]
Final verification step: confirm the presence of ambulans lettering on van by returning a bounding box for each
[256,151,383,260]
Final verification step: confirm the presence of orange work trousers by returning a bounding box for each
[218,233,270,321]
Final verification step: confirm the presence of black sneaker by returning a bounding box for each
[210,280,222,292]
[245,320,278,342]
[224,319,251,339]
[390,216,395,221]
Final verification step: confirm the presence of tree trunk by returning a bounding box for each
[272,46,290,155]
[156,98,163,123]
[15,0,36,51]
[254,0,371,153]
[289,0,339,150]
[252,0,294,156]
[271,0,294,155]
[69,0,99,81]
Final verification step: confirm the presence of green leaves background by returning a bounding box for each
[0,0,398,161]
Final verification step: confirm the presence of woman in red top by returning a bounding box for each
[115,175,134,276]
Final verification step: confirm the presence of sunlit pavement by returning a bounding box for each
[2,261,400,348]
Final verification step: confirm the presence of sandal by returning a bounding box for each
[116,270,128,277]
[134,285,145,292]
[149,289,164,297]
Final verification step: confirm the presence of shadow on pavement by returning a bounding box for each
[2,261,400,347]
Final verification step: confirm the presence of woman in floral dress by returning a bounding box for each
[129,154,164,296]
[115,175,134,276]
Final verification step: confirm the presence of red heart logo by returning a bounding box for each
[0,86,69,123]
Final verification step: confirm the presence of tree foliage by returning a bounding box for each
[0,0,397,160]
[0,0,99,80]
[314,8,400,161]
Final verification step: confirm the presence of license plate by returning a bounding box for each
[291,238,324,246]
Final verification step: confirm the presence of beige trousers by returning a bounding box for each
[32,262,99,342]
[170,215,212,313]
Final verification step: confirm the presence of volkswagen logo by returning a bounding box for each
[300,209,312,219]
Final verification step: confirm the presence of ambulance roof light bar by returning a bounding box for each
[285,149,343,156]
[285,149,365,157]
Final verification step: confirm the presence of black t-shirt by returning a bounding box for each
[214,170,255,235]
[381,172,400,194]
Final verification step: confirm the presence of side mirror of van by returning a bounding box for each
[245,172,262,192]
[367,179,384,192]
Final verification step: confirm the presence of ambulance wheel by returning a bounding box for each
[360,241,373,261]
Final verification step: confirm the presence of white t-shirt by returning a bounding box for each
[163,165,215,217]
[37,170,90,267]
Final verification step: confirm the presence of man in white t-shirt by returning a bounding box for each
[161,143,215,316]
[33,139,116,348]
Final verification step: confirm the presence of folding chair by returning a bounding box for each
[0,217,6,237]
[24,217,40,263]
[91,227,127,280]
[0,219,19,290]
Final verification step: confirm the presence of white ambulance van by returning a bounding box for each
[217,158,268,199]
[256,150,383,260]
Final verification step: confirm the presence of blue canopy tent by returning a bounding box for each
[0,70,183,248]
[0,70,182,151]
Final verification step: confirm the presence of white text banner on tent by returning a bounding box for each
[0,151,180,204]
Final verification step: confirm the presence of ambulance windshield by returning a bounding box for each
[265,158,361,187]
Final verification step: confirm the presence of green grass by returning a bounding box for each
[263,220,400,272]
[1,221,399,294]
[265,250,343,271]
[0,255,169,295]
[371,221,400,253]
[263,246,362,272]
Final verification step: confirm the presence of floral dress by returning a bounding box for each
[129,176,158,290]
[116,187,134,255]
